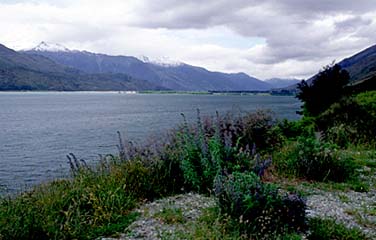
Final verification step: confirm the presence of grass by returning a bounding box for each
[338,193,350,203]
[154,207,185,224]
[307,218,369,240]
[345,205,376,229]
[0,166,141,240]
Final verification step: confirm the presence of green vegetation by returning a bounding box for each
[154,207,185,224]
[0,172,139,239]
[307,218,369,240]
[170,206,304,240]
[274,137,359,182]
[317,91,376,146]
[214,171,306,238]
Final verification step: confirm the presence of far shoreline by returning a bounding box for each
[0,90,295,96]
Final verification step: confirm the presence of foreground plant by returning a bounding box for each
[274,137,359,182]
[214,171,306,238]
[0,168,139,239]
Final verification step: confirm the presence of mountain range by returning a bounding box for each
[1,41,375,92]
[339,44,376,82]
[0,43,161,91]
[20,42,271,91]
[338,44,376,92]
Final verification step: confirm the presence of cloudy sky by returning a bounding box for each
[1,0,375,80]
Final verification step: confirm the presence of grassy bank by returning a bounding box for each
[0,91,375,239]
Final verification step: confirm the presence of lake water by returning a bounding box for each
[0,92,301,194]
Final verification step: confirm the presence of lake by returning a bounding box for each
[0,92,301,194]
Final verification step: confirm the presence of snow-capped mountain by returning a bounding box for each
[22,42,272,91]
[137,55,183,67]
[0,43,160,91]
[31,41,71,52]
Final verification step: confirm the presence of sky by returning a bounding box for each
[0,0,375,80]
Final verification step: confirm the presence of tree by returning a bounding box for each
[296,63,350,117]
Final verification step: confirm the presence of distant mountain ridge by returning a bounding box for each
[22,42,272,91]
[339,44,376,83]
[5,41,375,92]
[0,43,161,91]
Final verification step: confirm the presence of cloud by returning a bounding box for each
[132,1,376,59]
[0,0,375,79]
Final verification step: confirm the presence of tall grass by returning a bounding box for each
[0,169,139,239]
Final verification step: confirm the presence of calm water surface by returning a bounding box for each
[0,92,301,193]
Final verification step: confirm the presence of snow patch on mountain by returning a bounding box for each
[31,41,71,52]
[137,55,183,67]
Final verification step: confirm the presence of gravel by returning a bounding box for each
[101,193,216,240]
[306,189,376,238]
[101,187,376,239]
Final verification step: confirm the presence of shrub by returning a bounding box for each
[241,110,283,152]
[196,109,282,154]
[115,133,185,198]
[276,117,315,141]
[322,123,356,148]
[318,92,376,146]
[213,171,306,237]
[355,90,376,117]
[274,137,358,182]
[164,110,280,193]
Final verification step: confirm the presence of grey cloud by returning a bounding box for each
[133,0,376,29]
[270,0,376,15]
[133,0,261,29]
[132,0,376,66]
[335,16,372,32]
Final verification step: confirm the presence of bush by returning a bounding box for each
[276,118,315,140]
[356,90,376,117]
[318,92,376,146]
[165,110,281,193]
[115,133,185,198]
[213,171,306,238]
[274,137,358,182]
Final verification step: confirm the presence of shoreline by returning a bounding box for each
[0,90,294,96]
